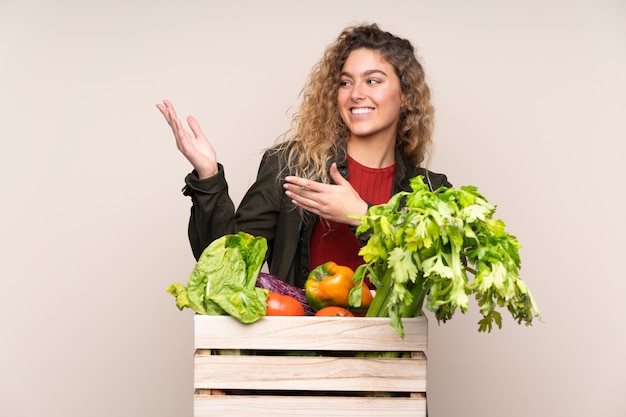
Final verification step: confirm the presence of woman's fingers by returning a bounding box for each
[329,163,349,185]
[283,177,340,217]
[186,115,206,140]
[283,176,319,192]
[283,178,319,209]
[156,100,184,138]
[156,100,219,178]
[283,169,367,225]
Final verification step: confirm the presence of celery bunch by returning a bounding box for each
[350,176,541,337]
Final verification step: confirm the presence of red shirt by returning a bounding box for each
[309,155,396,273]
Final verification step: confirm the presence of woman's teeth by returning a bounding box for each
[352,107,373,115]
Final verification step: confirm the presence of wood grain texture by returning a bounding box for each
[194,315,427,351]
[194,354,426,391]
[192,315,428,417]
[194,393,427,417]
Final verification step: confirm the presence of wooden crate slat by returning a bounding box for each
[194,393,427,417]
[194,354,426,392]
[194,315,427,351]
[193,315,429,414]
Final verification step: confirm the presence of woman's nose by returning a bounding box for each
[351,86,364,101]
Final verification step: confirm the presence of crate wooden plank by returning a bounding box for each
[194,393,427,417]
[194,354,426,392]
[194,315,427,351]
[193,315,429,414]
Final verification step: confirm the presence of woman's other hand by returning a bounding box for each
[156,100,218,179]
[283,163,368,226]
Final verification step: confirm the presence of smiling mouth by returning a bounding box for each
[351,107,374,115]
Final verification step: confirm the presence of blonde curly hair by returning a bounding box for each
[275,23,435,184]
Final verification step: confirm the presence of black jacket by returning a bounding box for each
[182,145,451,288]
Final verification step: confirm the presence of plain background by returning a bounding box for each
[1,0,625,416]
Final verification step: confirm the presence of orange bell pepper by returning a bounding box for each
[305,261,373,311]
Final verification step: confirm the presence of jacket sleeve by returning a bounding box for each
[182,150,284,261]
[183,164,237,260]
[233,150,284,265]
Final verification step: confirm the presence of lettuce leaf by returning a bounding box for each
[167,232,269,323]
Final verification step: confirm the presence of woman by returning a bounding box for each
[157,23,451,288]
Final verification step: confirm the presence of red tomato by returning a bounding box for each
[314,306,354,317]
[266,292,305,316]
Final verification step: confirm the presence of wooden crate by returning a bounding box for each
[193,315,428,417]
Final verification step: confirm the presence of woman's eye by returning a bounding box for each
[339,80,351,87]
[367,79,381,85]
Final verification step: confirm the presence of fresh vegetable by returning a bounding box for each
[266,292,305,316]
[314,306,354,317]
[350,176,541,336]
[256,272,315,316]
[305,261,373,311]
[166,232,269,324]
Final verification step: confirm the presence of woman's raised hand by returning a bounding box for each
[283,163,368,226]
[156,100,218,179]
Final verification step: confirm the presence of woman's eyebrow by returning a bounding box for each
[340,69,388,78]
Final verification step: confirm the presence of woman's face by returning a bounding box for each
[337,48,404,143]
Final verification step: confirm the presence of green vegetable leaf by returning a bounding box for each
[355,175,541,336]
[209,286,269,324]
[166,283,191,311]
[166,232,269,323]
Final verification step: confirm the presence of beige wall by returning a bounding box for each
[1,1,625,416]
